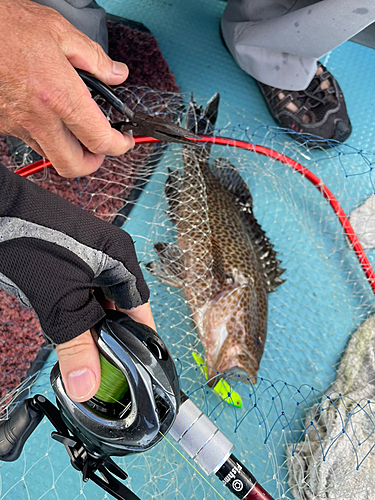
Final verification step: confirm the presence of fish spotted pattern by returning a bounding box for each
[147,94,285,384]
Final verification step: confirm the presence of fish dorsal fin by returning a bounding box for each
[250,226,286,292]
[211,158,285,292]
[211,158,253,211]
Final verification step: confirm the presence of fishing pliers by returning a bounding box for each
[77,69,200,145]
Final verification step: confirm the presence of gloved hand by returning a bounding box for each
[0,163,153,401]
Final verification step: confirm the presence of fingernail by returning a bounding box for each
[124,131,135,149]
[112,61,128,75]
[67,368,96,400]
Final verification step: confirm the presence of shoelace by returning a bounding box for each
[296,73,334,109]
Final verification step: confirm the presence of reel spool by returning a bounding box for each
[0,311,180,500]
[51,309,180,457]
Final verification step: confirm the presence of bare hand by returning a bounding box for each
[56,302,156,402]
[0,0,134,177]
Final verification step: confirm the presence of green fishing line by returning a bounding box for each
[95,353,129,403]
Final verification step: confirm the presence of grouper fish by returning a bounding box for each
[147,94,285,384]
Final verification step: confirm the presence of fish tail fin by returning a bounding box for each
[186,93,220,137]
[185,94,220,161]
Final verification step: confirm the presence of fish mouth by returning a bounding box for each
[207,364,259,388]
[204,332,262,387]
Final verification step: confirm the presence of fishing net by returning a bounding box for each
[1,89,375,500]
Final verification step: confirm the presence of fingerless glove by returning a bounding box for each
[0,163,149,344]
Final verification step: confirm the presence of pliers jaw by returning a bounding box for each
[114,112,201,145]
[77,69,200,145]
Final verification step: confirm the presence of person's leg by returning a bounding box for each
[351,22,375,49]
[221,0,375,90]
[32,0,108,51]
[221,0,375,144]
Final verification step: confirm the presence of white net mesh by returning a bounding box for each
[1,89,375,500]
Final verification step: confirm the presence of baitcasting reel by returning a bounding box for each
[0,310,180,500]
[0,310,275,500]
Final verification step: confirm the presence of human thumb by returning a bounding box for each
[57,18,129,86]
[56,330,101,403]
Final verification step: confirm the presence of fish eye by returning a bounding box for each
[256,336,263,346]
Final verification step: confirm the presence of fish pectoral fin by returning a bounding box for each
[210,235,232,284]
[145,242,186,288]
[145,259,184,288]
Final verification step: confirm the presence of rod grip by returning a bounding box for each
[170,395,234,475]
[0,399,43,461]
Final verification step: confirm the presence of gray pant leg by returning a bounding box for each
[32,0,108,52]
[351,22,375,49]
[221,0,375,90]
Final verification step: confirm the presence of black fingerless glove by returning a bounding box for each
[0,163,149,344]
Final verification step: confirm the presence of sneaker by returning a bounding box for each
[256,62,352,147]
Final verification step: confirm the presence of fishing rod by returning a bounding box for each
[0,310,274,500]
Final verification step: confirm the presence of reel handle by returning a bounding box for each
[0,396,44,462]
